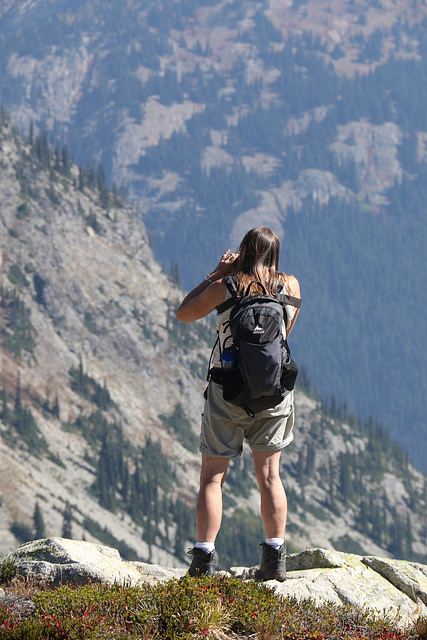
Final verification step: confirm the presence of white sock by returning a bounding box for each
[195,542,215,553]
[265,537,284,550]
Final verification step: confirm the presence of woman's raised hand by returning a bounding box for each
[213,249,239,279]
[176,250,237,321]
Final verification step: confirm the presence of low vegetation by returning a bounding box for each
[0,574,426,640]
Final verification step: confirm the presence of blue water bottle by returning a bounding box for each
[221,350,236,369]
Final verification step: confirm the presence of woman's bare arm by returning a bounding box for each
[286,275,301,337]
[176,250,239,323]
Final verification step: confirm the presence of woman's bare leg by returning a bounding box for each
[252,449,287,538]
[196,454,230,542]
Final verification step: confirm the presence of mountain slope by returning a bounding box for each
[1,113,426,569]
[0,109,209,564]
[1,0,427,470]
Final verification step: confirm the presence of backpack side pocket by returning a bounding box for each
[222,364,244,401]
[280,350,298,391]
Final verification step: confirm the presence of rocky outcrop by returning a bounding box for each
[233,548,427,626]
[0,538,185,588]
[1,539,426,627]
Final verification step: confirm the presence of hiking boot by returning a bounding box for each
[255,542,286,582]
[187,547,215,577]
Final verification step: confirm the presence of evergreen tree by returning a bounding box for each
[28,120,34,146]
[78,166,86,191]
[174,510,184,560]
[95,436,116,510]
[51,393,60,419]
[305,443,316,478]
[129,468,143,525]
[163,496,171,543]
[405,514,413,557]
[14,373,22,416]
[33,501,46,539]
[328,459,337,513]
[54,142,61,172]
[97,164,109,209]
[0,384,11,424]
[61,144,70,176]
[357,498,369,535]
[62,502,73,539]
[338,453,352,502]
[388,507,404,557]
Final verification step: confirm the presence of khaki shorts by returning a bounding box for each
[200,382,295,458]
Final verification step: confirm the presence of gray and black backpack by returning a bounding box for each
[208,276,302,416]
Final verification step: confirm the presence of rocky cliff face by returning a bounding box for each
[0,114,209,564]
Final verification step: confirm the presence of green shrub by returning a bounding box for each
[84,311,98,334]
[0,575,419,639]
[0,559,16,585]
[46,184,60,204]
[7,265,29,288]
[0,285,36,356]
[16,202,29,219]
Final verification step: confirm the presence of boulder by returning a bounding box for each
[231,548,427,627]
[0,537,185,587]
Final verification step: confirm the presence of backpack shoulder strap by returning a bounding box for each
[215,276,241,314]
[216,277,302,313]
[276,292,302,309]
[275,283,301,331]
[275,281,302,309]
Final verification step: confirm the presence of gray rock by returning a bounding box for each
[0,594,35,618]
[0,537,185,587]
[362,556,427,606]
[130,561,187,585]
[232,548,427,627]
[285,547,345,571]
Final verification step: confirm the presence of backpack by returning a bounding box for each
[208,276,302,416]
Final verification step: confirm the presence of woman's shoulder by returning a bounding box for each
[279,273,300,297]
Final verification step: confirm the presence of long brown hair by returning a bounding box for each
[235,227,287,294]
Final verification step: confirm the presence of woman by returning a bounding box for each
[176,227,301,580]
